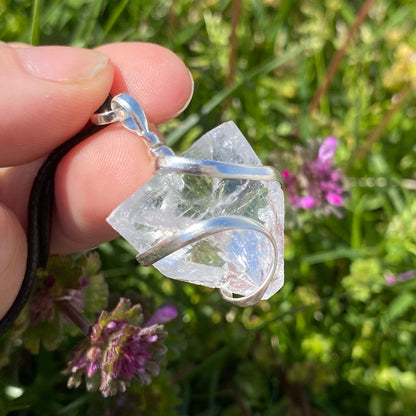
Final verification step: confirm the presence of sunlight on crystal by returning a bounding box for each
[108,122,284,300]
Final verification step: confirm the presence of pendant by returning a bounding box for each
[92,93,284,306]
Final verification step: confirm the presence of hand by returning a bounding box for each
[0,42,194,318]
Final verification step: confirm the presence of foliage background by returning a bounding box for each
[1,0,416,414]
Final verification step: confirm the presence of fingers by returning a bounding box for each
[0,204,27,318]
[96,42,193,123]
[0,42,194,254]
[51,43,194,253]
[0,43,114,166]
[51,126,154,252]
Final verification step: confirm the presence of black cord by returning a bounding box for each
[0,95,113,334]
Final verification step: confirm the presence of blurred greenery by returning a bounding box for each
[2,0,416,414]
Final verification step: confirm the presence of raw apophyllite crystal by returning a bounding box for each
[107,122,284,300]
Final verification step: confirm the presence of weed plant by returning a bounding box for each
[1,0,416,414]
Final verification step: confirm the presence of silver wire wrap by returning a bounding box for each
[92,93,282,307]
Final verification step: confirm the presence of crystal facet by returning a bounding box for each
[107,122,284,300]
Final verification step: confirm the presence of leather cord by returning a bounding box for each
[0,95,113,334]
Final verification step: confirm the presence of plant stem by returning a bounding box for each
[222,0,242,117]
[30,0,41,45]
[229,382,254,416]
[168,0,177,39]
[57,299,91,336]
[227,0,242,89]
[352,84,412,162]
[166,43,307,146]
[308,0,378,114]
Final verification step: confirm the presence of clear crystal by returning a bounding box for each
[107,122,284,299]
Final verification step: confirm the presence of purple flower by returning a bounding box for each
[28,253,106,328]
[385,270,415,286]
[145,305,178,326]
[384,274,397,286]
[30,275,57,324]
[68,343,102,378]
[318,137,338,163]
[296,196,316,209]
[326,193,343,206]
[64,299,178,397]
[29,272,88,326]
[282,137,348,216]
[398,270,415,281]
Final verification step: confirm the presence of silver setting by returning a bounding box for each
[93,93,283,307]
[156,155,282,183]
[90,109,119,125]
[136,215,278,306]
[91,93,168,152]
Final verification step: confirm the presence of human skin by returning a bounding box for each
[0,42,194,318]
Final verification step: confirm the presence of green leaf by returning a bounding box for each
[83,273,109,317]
[166,43,308,146]
[22,317,64,354]
[382,292,414,327]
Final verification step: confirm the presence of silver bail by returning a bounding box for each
[91,93,167,152]
[110,93,150,135]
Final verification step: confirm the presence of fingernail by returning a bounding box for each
[173,68,194,118]
[16,46,109,82]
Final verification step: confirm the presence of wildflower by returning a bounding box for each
[29,253,108,327]
[30,272,86,326]
[19,253,108,354]
[145,305,178,326]
[384,274,397,286]
[282,137,348,216]
[64,299,177,397]
[399,270,416,281]
[384,270,415,286]
[383,43,416,90]
[30,274,57,324]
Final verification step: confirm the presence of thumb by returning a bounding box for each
[0,203,27,318]
[0,43,113,166]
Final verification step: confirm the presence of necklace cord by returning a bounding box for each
[0,95,113,334]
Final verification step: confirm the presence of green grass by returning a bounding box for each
[2,0,416,414]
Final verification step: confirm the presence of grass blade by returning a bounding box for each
[166,43,308,146]
[30,0,41,45]
[97,0,129,44]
